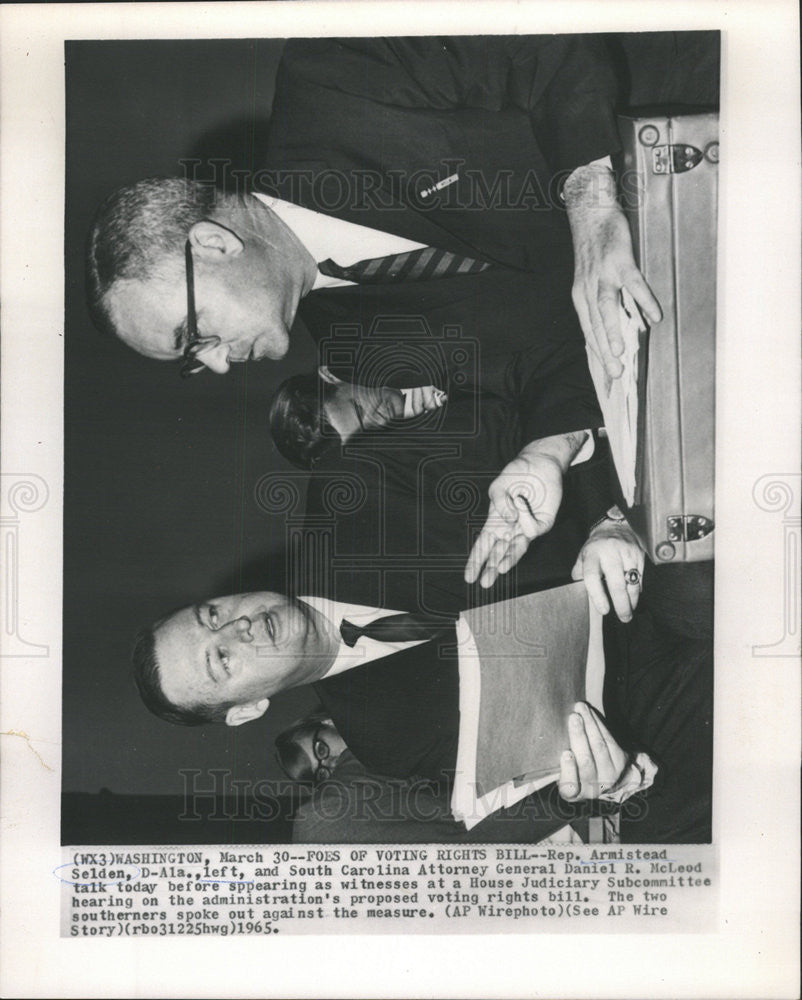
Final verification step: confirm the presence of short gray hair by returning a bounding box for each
[86,177,219,336]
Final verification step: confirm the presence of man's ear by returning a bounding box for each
[188,220,244,259]
[225,698,270,727]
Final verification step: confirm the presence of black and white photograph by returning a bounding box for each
[0,2,799,998]
[63,29,721,848]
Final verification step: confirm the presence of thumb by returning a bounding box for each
[559,750,580,801]
[571,555,583,580]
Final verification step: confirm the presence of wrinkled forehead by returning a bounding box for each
[105,277,185,360]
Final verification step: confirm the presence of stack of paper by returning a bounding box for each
[451,583,604,830]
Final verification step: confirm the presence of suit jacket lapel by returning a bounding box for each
[264,157,497,263]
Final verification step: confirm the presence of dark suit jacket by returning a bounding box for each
[311,609,597,841]
[307,393,612,781]
[298,390,612,615]
[314,625,461,783]
[264,36,620,443]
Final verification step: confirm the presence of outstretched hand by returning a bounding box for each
[464,449,564,589]
[565,164,661,379]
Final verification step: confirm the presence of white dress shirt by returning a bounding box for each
[299,596,431,678]
[253,192,427,290]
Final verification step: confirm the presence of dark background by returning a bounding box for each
[63,34,718,841]
[64,40,322,814]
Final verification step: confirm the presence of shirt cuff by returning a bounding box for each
[599,752,658,805]
[569,429,596,467]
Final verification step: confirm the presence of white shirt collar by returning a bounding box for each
[299,595,427,678]
[252,192,426,290]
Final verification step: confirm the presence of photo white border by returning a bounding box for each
[1,2,799,997]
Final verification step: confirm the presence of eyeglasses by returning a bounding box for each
[179,240,221,378]
[311,725,332,783]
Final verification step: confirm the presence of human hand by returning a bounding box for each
[571,512,645,622]
[565,165,661,379]
[402,385,447,419]
[558,702,631,802]
[464,448,564,589]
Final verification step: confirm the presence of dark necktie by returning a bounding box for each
[339,611,457,648]
[318,246,491,284]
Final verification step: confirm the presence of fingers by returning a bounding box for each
[559,749,581,801]
[466,530,528,589]
[623,552,644,615]
[573,282,615,375]
[572,703,615,790]
[605,555,634,622]
[492,534,529,578]
[578,703,629,778]
[587,297,624,379]
[464,511,532,589]
[568,710,596,789]
[464,520,501,584]
[420,385,446,410]
[597,286,625,359]
[575,546,611,616]
[582,568,611,616]
[403,386,447,418]
[626,268,662,325]
[476,535,515,589]
[575,532,646,621]
[560,703,629,800]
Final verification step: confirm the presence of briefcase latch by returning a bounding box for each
[652,144,704,174]
[666,515,714,543]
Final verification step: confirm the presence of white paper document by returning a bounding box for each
[586,287,647,506]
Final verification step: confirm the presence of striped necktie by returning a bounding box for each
[319,246,491,284]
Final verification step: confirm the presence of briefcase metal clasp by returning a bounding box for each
[666,515,714,543]
[652,144,704,174]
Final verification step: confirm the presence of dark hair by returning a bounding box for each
[86,177,220,336]
[268,373,339,469]
[274,709,334,782]
[131,623,231,727]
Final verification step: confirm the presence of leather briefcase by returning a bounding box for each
[616,111,718,563]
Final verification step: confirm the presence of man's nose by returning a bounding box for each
[222,616,253,642]
[195,342,231,374]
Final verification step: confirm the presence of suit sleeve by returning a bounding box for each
[562,435,617,535]
[281,35,620,176]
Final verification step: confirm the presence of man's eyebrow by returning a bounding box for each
[193,604,205,627]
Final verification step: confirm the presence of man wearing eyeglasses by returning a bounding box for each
[87,36,660,382]
[273,711,599,845]
[87,36,666,585]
